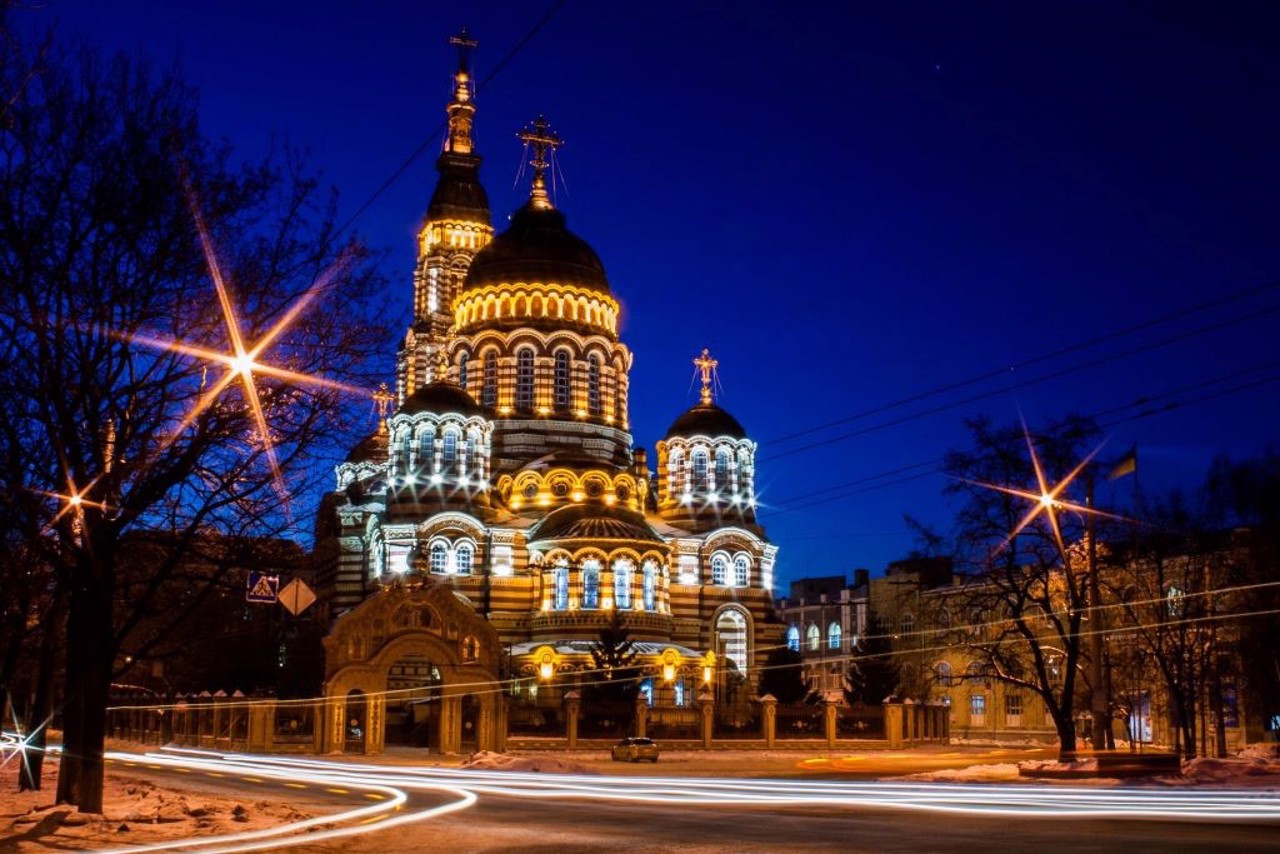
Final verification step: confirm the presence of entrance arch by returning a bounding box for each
[322,582,505,755]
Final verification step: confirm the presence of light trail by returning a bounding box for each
[143,748,1280,834]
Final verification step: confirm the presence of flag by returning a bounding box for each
[1108,444,1137,480]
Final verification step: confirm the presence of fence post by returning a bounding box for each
[698,689,714,749]
[760,694,778,749]
[248,700,274,753]
[884,701,904,749]
[564,690,581,749]
[824,696,839,748]
[634,694,648,739]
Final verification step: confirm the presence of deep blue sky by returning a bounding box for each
[28,1,1280,590]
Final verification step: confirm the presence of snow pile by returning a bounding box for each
[460,750,600,775]
[949,736,1050,748]
[1238,743,1280,761]
[1018,759,1099,774]
[893,762,1024,782]
[1181,756,1280,782]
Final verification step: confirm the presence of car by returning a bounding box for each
[611,736,660,763]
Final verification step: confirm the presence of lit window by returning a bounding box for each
[666,450,683,495]
[828,622,842,650]
[455,544,473,576]
[587,355,601,416]
[553,566,569,610]
[463,432,475,477]
[554,351,571,412]
[516,348,535,413]
[1167,585,1185,618]
[581,561,600,609]
[717,608,748,673]
[1006,692,1022,718]
[714,448,729,489]
[935,662,953,687]
[711,554,728,585]
[733,555,749,587]
[639,678,654,707]
[642,562,657,611]
[614,559,633,609]
[482,351,498,408]
[430,542,447,574]
[786,625,800,652]
[692,450,708,490]
[674,679,685,707]
[420,427,435,468]
[807,623,820,652]
[970,694,987,719]
[457,353,469,390]
[442,430,457,473]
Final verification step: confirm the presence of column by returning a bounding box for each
[760,694,777,749]
[440,694,462,754]
[824,696,839,748]
[698,689,715,750]
[367,694,385,755]
[634,695,648,739]
[564,690,581,749]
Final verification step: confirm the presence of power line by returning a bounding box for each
[333,1,569,240]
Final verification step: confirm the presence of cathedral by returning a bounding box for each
[313,35,781,750]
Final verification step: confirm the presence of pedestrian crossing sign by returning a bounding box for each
[246,571,280,604]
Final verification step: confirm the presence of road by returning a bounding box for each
[88,749,1280,853]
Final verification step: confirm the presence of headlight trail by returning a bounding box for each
[91,749,475,853]
[147,748,1280,829]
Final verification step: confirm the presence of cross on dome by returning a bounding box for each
[372,382,395,433]
[517,115,562,210]
[693,348,719,405]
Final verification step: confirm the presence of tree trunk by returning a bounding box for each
[55,582,114,813]
[18,595,63,792]
[1051,707,1078,761]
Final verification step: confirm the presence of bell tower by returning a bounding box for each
[399,28,494,401]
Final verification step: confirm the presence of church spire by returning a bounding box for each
[517,115,562,211]
[444,28,478,155]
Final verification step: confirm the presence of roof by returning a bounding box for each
[665,402,748,439]
[399,382,486,418]
[344,431,389,464]
[527,503,664,544]
[509,640,703,658]
[426,152,490,224]
[462,199,610,295]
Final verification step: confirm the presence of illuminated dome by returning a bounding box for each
[400,381,485,417]
[528,503,664,545]
[665,402,748,440]
[462,200,610,295]
[345,431,389,464]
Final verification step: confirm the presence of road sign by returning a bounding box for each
[246,571,280,604]
[278,578,316,616]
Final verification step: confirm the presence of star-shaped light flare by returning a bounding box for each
[961,424,1129,556]
[39,474,110,531]
[128,185,367,501]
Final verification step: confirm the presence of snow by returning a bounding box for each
[460,750,600,775]
[0,753,328,851]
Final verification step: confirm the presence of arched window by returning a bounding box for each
[786,625,800,652]
[935,661,953,687]
[463,432,476,479]
[420,426,435,469]
[828,622,842,650]
[806,623,820,652]
[515,348,535,413]
[714,448,729,490]
[581,561,600,609]
[393,429,410,473]
[692,450,708,491]
[457,353,469,390]
[614,559,633,609]
[642,562,657,611]
[711,553,728,585]
[587,354,601,416]
[553,566,569,610]
[430,541,448,574]
[667,449,684,495]
[733,555,749,587]
[716,609,748,674]
[455,544,473,576]
[441,430,457,473]
[482,351,498,408]
[554,351,571,412]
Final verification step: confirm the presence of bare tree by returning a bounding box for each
[0,37,387,810]
[940,415,1102,761]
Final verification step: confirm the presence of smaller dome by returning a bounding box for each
[399,382,486,418]
[345,431,389,464]
[463,200,609,295]
[528,503,664,544]
[665,402,748,440]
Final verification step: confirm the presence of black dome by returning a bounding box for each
[528,503,664,544]
[345,431,388,464]
[463,200,609,295]
[665,402,748,440]
[426,152,490,224]
[399,382,486,417]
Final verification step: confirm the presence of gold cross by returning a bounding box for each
[518,115,563,209]
[693,348,718,405]
[372,382,395,432]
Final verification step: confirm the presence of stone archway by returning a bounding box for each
[321,582,505,755]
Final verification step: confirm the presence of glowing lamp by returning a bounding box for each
[663,663,676,683]
[511,498,523,510]
[604,495,616,506]
[69,494,83,507]
[681,492,693,504]
[538,406,550,415]
[1039,493,1057,510]
[576,409,588,418]
[571,491,585,502]
[431,473,443,485]
[458,475,469,486]
[539,655,554,681]
[703,665,712,684]
[499,406,512,415]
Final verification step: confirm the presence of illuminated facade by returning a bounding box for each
[314,36,781,750]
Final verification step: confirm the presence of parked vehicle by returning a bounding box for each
[611,736,660,763]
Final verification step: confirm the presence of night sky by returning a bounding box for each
[26,1,1280,589]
